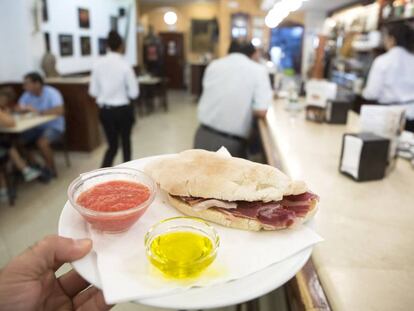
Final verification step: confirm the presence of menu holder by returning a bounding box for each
[360,105,406,172]
[326,100,353,124]
[305,105,326,123]
[339,132,390,182]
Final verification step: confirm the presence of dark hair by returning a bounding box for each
[228,40,244,54]
[384,23,414,51]
[107,30,123,51]
[241,42,257,58]
[0,87,16,102]
[24,72,44,85]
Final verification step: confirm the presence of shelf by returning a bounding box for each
[381,16,414,24]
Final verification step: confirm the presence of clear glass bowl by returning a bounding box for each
[145,217,220,279]
[68,167,156,233]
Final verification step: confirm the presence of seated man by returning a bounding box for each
[17,72,65,177]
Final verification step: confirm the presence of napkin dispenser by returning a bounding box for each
[326,100,352,124]
[339,132,390,181]
[306,105,326,123]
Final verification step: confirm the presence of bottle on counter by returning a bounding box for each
[404,0,414,17]
[393,0,406,18]
[382,1,393,20]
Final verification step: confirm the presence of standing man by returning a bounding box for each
[89,31,139,167]
[194,40,273,158]
[18,72,65,178]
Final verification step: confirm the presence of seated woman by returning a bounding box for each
[0,89,41,200]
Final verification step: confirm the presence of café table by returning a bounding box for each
[0,114,60,204]
[0,114,59,134]
[137,75,167,115]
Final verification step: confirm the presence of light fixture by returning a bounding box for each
[265,0,306,28]
[265,4,289,28]
[326,18,337,28]
[164,11,177,26]
[251,37,262,47]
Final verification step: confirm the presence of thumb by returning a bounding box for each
[28,235,92,271]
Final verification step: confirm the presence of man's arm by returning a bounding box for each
[126,67,139,100]
[88,65,100,99]
[252,66,273,118]
[15,93,32,112]
[254,110,268,118]
[0,110,16,128]
[42,88,65,116]
[362,58,384,101]
[41,105,64,116]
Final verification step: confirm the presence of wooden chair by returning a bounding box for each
[0,154,16,206]
[51,130,71,168]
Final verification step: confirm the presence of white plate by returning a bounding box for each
[58,156,313,310]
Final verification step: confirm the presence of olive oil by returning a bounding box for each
[148,231,216,279]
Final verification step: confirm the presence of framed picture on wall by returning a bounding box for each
[98,38,107,55]
[110,16,118,31]
[78,8,90,29]
[231,13,249,39]
[44,32,51,53]
[58,34,73,57]
[41,0,48,22]
[191,19,215,53]
[80,36,91,56]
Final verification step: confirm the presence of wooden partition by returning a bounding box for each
[0,79,101,152]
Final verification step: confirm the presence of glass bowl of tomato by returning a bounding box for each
[68,167,156,233]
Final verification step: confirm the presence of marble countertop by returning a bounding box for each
[265,99,414,311]
[45,75,161,85]
[45,76,91,84]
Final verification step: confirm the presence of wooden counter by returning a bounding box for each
[260,99,414,311]
[46,79,101,152]
[190,62,208,99]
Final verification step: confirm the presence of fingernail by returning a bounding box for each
[73,238,92,249]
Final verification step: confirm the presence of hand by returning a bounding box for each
[25,105,38,113]
[0,235,112,311]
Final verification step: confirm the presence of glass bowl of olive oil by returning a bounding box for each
[144,217,220,279]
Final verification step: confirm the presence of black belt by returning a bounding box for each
[201,124,245,141]
[101,104,130,109]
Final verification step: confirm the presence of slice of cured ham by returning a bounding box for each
[175,192,318,228]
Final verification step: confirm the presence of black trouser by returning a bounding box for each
[99,104,134,168]
[406,119,414,133]
[194,125,247,159]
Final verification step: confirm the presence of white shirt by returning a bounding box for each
[363,47,414,119]
[89,52,139,106]
[198,53,273,138]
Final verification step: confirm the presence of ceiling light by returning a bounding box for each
[251,37,262,47]
[164,11,177,26]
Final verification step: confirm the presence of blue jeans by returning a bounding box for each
[21,127,63,144]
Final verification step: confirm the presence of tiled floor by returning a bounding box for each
[0,91,288,311]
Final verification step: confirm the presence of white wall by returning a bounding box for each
[43,0,137,75]
[0,0,44,83]
[0,0,137,82]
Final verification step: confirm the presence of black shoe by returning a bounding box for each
[38,168,53,184]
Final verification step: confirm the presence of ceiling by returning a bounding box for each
[261,0,357,12]
[140,0,216,4]
[140,0,361,13]
[301,0,358,12]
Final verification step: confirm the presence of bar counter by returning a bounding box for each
[260,99,414,311]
